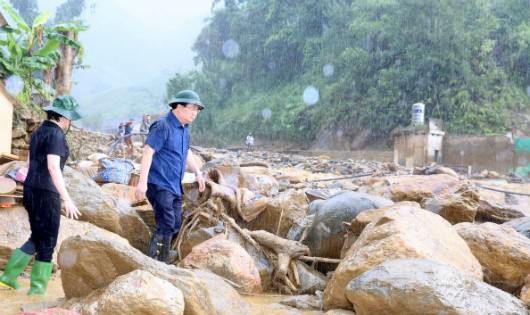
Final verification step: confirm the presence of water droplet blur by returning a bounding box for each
[496,150,512,161]
[361,36,373,52]
[58,249,77,268]
[115,199,131,215]
[323,64,334,77]
[222,39,240,58]
[336,130,343,137]
[527,86,530,96]
[262,108,272,120]
[5,75,24,95]
[303,86,319,106]
[351,80,356,89]
[268,61,276,70]
[219,78,226,88]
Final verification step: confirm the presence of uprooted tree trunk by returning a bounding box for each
[178,167,310,292]
[247,229,310,293]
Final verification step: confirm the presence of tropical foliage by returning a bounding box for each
[167,0,530,148]
[0,2,87,107]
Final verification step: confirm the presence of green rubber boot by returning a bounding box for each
[27,260,53,295]
[0,248,33,290]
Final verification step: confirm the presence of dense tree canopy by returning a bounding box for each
[167,0,530,148]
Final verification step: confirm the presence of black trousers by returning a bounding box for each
[146,183,183,237]
[21,186,61,262]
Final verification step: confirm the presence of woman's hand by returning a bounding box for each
[63,199,82,220]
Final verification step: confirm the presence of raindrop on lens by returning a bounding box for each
[5,75,24,94]
[222,39,240,58]
[268,61,276,70]
[262,108,272,120]
[303,86,319,106]
[336,130,343,137]
[58,250,77,268]
[323,64,334,77]
[361,36,373,52]
[219,78,226,88]
[527,86,530,97]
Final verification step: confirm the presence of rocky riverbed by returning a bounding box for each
[1,129,530,314]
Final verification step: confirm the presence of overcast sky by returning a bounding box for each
[39,0,214,96]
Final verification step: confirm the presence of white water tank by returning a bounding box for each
[412,102,425,126]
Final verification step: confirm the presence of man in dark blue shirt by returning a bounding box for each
[135,90,205,264]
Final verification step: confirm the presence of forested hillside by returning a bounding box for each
[166,0,530,149]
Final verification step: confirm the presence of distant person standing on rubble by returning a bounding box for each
[0,95,83,295]
[116,123,126,157]
[246,132,255,151]
[135,90,206,264]
[140,114,152,144]
[140,114,152,134]
[124,118,134,154]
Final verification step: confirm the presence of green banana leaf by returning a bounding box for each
[34,39,61,57]
[2,5,30,32]
[46,33,81,50]
[0,57,16,72]
[21,60,51,70]
[0,26,18,34]
[32,10,50,28]
[21,56,56,69]
[50,22,89,32]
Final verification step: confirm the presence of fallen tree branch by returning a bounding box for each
[298,255,341,264]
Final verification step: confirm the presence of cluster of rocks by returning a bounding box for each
[2,129,530,314]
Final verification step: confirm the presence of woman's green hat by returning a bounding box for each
[43,95,84,120]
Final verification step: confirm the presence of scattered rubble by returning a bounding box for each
[1,129,530,314]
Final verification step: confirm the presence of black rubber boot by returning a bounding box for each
[158,236,172,264]
[147,233,163,259]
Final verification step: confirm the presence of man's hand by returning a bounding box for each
[135,181,148,200]
[196,172,206,192]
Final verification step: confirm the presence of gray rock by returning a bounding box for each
[303,191,393,259]
[346,258,529,315]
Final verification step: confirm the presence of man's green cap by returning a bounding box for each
[168,90,204,109]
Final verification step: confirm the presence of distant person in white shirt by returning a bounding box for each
[246,132,254,151]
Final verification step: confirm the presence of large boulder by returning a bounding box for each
[63,166,150,252]
[476,199,526,223]
[241,173,279,196]
[227,228,275,290]
[303,191,393,259]
[58,233,250,315]
[66,269,185,315]
[384,174,463,204]
[423,183,480,224]
[0,205,123,270]
[323,203,483,310]
[455,222,530,292]
[179,234,262,294]
[245,189,309,238]
[346,258,529,315]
